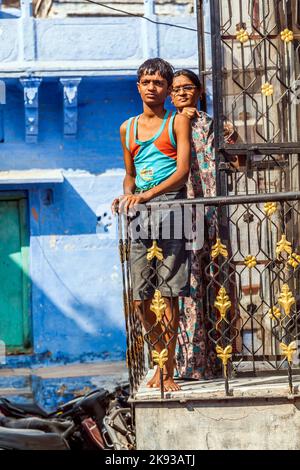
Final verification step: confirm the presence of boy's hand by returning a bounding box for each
[180,107,200,120]
[111,195,126,215]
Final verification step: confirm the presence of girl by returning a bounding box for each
[171,69,239,379]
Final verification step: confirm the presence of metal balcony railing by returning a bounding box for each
[118,158,300,399]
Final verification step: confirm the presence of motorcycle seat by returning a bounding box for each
[0,426,70,450]
[0,398,48,418]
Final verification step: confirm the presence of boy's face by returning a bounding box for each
[137,72,171,106]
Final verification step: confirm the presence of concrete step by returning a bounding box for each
[0,361,128,411]
[0,369,34,404]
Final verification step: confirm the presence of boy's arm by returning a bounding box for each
[120,121,136,195]
[145,113,191,199]
[111,121,136,213]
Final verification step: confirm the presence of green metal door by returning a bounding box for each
[0,193,31,353]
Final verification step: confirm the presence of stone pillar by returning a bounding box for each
[59,78,82,138]
[20,78,42,143]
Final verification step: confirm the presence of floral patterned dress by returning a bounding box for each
[176,111,221,380]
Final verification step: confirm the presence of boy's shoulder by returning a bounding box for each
[120,115,139,133]
[173,112,190,131]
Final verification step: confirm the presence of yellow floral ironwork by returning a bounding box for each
[278,284,295,317]
[216,345,232,377]
[211,238,228,259]
[244,255,257,268]
[150,289,166,323]
[268,306,281,320]
[261,82,274,97]
[288,253,300,269]
[276,234,292,257]
[236,28,249,43]
[280,341,297,363]
[152,349,168,369]
[214,287,231,330]
[264,202,277,217]
[280,28,294,43]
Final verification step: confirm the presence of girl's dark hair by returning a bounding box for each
[173,69,202,89]
[137,58,174,87]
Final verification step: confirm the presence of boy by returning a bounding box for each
[112,58,191,392]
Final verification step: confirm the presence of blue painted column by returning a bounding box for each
[20,78,42,143]
[59,78,82,138]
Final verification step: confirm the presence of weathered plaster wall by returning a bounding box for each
[135,398,300,450]
[2,77,142,171]
[0,2,201,372]
[0,15,198,75]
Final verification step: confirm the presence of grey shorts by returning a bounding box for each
[129,187,190,301]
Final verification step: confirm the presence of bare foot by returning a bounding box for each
[163,376,181,392]
[147,368,181,391]
[147,367,160,388]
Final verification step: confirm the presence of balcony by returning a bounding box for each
[118,157,300,449]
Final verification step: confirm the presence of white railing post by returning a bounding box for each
[21,0,32,18]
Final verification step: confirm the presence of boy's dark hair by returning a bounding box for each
[137,58,174,87]
[173,69,202,90]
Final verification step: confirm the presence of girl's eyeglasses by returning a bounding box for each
[171,85,198,95]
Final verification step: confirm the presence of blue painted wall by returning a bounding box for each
[0,68,212,370]
[0,76,151,368]
[0,63,213,371]
[2,77,143,172]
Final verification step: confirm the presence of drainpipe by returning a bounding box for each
[196,0,207,112]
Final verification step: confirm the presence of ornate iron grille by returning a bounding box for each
[119,190,300,398]
[210,0,300,152]
[208,0,300,394]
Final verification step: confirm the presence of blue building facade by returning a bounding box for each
[0,76,143,368]
[0,0,205,407]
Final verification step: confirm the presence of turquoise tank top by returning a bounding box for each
[125,110,177,191]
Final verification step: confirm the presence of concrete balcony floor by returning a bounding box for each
[134,368,300,401]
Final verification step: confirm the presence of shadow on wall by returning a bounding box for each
[0,175,126,367]
[29,173,122,236]
[1,238,126,367]
[31,177,126,364]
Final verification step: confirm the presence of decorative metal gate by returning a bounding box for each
[119,0,300,398]
[205,0,300,393]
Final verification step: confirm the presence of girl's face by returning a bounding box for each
[171,75,201,110]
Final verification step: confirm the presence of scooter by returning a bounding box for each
[0,385,135,450]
